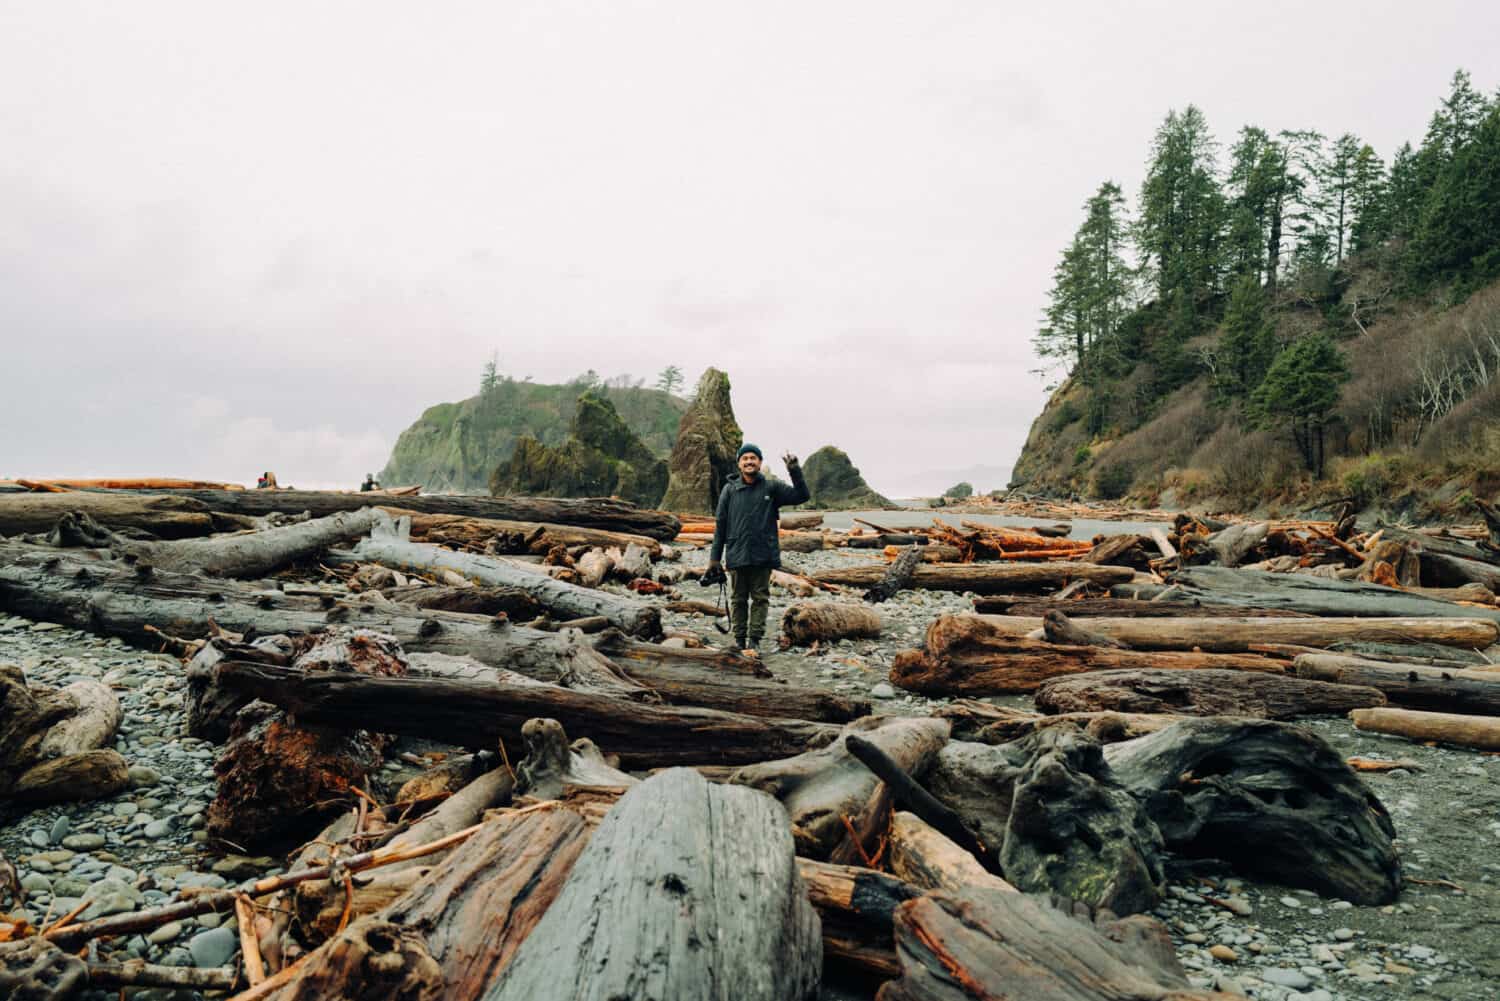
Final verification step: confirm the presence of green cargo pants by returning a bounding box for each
[729,565,774,647]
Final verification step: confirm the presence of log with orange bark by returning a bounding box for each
[1349,706,1500,751]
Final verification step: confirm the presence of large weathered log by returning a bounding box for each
[891,616,1283,696]
[781,601,882,647]
[1292,653,1500,714]
[213,661,837,768]
[1,666,129,804]
[1034,668,1385,720]
[887,811,1016,896]
[344,513,661,638]
[481,769,822,1001]
[105,488,683,540]
[122,508,377,579]
[1133,566,1500,623]
[0,493,214,539]
[731,716,950,858]
[394,510,663,557]
[923,729,1164,915]
[812,561,1135,594]
[969,611,1499,651]
[11,748,130,804]
[880,888,1228,1001]
[610,650,870,722]
[1350,706,1500,750]
[973,595,1313,617]
[932,699,1182,745]
[796,859,918,980]
[1105,718,1402,904]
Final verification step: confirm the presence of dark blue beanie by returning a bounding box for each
[737,443,763,459]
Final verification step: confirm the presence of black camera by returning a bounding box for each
[700,564,727,587]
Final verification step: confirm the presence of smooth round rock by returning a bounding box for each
[188,925,239,968]
[61,833,106,851]
[1261,968,1313,989]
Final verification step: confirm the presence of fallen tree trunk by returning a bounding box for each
[1105,717,1401,904]
[344,513,661,638]
[968,611,1499,651]
[811,561,1134,594]
[932,699,1182,745]
[891,618,1284,696]
[1034,668,1386,720]
[880,888,1227,1001]
[780,601,882,647]
[973,596,1313,618]
[1350,706,1500,751]
[212,660,838,768]
[123,508,377,578]
[1419,550,1500,591]
[108,488,683,540]
[1292,653,1500,715]
[481,769,822,1001]
[1133,566,1500,623]
[0,493,215,539]
[887,811,1016,896]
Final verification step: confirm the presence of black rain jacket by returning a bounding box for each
[709,466,810,569]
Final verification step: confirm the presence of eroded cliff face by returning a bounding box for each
[659,368,743,515]
[380,382,685,494]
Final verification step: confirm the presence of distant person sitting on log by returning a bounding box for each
[360,473,380,492]
[255,471,275,490]
[708,443,809,658]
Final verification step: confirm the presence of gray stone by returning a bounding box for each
[112,802,140,818]
[147,921,185,945]
[61,833,106,851]
[48,816,72,844]
[1260,968,1312,989]
[128,765,161,787]
[52,878,90,898]
[143,818,175,839]
[1332,927,1354,941]
[870,682,896,699]
[188,925,239,968]
[19,873,52,893]
[28,829,49,849]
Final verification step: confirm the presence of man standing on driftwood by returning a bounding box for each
[708,443,810,657]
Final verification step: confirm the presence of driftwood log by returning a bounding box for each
[1105,718,1402,903]
[780,601,882,647]
[881,888,1230,1001]
[212,661,838,768]
[864,545,922,603]
[1292,653,1500,715]
[731,716,950,858]
[1350,706,1500,750]
[0,492,216,538]
[344,513,661,637]
[924,729,1165,914]
[394,510,664,557]
[886,811,1016,896]
[104,488,683,540]
[812,561,1134,594]
[0,937,88,1001]
[932,699,1182,745]
[481,769,822,1001]
[121,508,376,579]
[1,665,128,803]
[1034,668,1386,720]
[973,596,1313,617]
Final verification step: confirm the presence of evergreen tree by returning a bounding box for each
[1214,276,1277,398]
[1249,334,1349,478]
[1348,144,1389,254]
[1278,129,1330,276]
[480,353,501,396]
[1035,235,1090,375]
[1224,126,1282,283]
[1323,133,1363,264]
[654,365,685,395]
[1385,142,1423,240]
[1035,181,1134,381]
[1136,106,1226,309]
[1407,105,1500,290]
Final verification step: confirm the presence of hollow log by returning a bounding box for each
[105,488,683,540]
[0,493,215,539]
[924,729,1164,915]
[480,769,822,1001]
[345,513,660,638]
[1105,717,1401,904]
[122,508,377,579]
[1134,566,1500,623]
[864,545,922,604]
[1292,653,1500,714]
[1034,669,1385,720]
[731,716,950,858]
[212,661,838,768]
[811,561,1134,594]
[781,601,883,647]
[1350,706,1500,751]
[969,611,1499,651]
[880,888,1227,1001]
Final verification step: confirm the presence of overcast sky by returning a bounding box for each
[2,3,1494,496]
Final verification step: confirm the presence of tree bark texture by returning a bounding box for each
[864,545,923,603]
[480,769,822,1001]
[781,601,883,647]
[812,561,1135,594]
[1350,706,1500,751]
[1034,669,1386,720]
[1105,718,1402,904]
[886,811,1016,896]
[1292,653,1500,715]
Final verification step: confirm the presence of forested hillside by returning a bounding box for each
[1011,70,1500,520]
[381,365,688,493]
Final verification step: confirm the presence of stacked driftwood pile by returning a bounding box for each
[0,486,1495,998]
